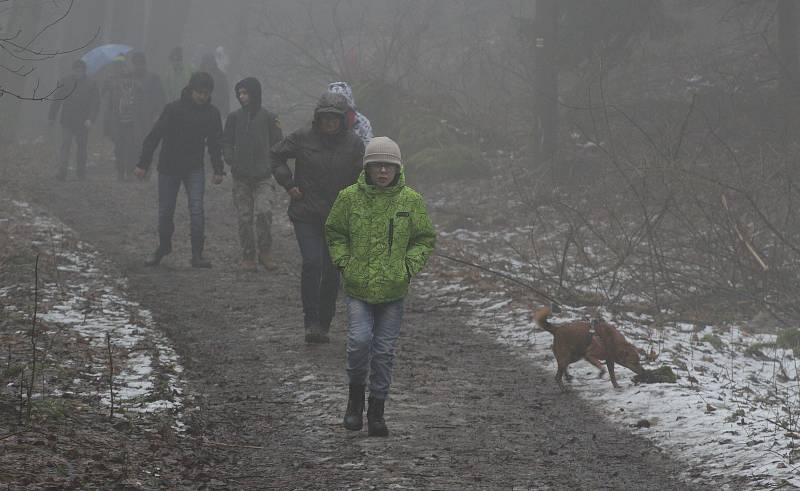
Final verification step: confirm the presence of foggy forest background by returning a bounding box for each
[3,0,800,326]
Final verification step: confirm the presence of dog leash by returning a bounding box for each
[434,251,563,308]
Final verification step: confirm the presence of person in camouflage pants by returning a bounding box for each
[232,178,277,270]
[223,77,283,271]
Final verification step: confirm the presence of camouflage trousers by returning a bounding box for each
[233,177,275,260]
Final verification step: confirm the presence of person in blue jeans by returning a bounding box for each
[270,92,364,343]
[135,72,225,268]
[326,137,436,436]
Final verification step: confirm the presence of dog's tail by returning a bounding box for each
[533,306,556,334]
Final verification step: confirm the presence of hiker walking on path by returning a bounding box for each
[270,92,365,343]
[163,46,193,102]
[223,77,284,272]
[106,52,166,181]
[48,59,100,181]
[200,53,230,117]
[325,136,436,436]
[328,81,373,147]
[134,72,225,268]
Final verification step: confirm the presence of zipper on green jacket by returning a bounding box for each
[387,218,394,255]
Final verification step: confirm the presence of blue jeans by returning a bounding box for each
[345,296,405,400]
[157,168,205,255]
[293,220,340,329]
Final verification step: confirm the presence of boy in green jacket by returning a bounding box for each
[325,136,436,436]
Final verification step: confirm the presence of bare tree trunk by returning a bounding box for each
[776,0,799,246]
[534,0,559,172]
[777,0,799,145]
[0,1,44,142]
[228,0,251,83]
[85,0,107,49]
[108,0,146,49]
[58,0,105,73]
[144,0,193,72]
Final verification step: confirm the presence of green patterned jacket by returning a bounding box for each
[325,167,436,304]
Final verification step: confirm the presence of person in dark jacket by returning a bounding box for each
[106,52,166,180]
[48,59,100,181]
[200,54,230,117]
[270,92,365,343]
[223,77,284,271]
[134,72,225,268]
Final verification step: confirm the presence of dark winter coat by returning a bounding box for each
[137,87,224,176]
[222,78,283,181]
[104,69,165,143]
[48,75,100,131]
[270,94,365,224]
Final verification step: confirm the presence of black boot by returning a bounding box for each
[304,321,320,344]
[144,246,170,266]
[343,384,365,431]
[191,254,212,268]
[367,396,389,437]
[317,322,331,343]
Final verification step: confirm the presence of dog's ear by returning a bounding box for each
[533,306,552,323]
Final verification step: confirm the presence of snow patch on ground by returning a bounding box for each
[419,269,800,489]
[2,200,186,423]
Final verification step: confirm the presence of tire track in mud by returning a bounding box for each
[5,150,703,489]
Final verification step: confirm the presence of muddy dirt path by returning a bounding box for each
[4,148,701,489]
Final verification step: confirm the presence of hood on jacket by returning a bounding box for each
[313,91,348,129]
[235,77,262,113]
[328,81,356,109]
[188,71,214,92]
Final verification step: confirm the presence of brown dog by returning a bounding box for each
[534,306,644,391]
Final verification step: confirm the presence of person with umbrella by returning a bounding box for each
[81,44,133,76]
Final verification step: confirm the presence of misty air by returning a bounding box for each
[1,1,799,489]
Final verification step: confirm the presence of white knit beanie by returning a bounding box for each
[363,136,402,168]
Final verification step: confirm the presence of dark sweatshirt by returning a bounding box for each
[222,77,283,181]
[48,74,100,131]
[137,87,224,176]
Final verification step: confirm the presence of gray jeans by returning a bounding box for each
[345,296,405,400]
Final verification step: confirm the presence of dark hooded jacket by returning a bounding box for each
[270,92,365,224]
[222,77,283,180]
[137,86,223,176]
[49,73,100,131]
